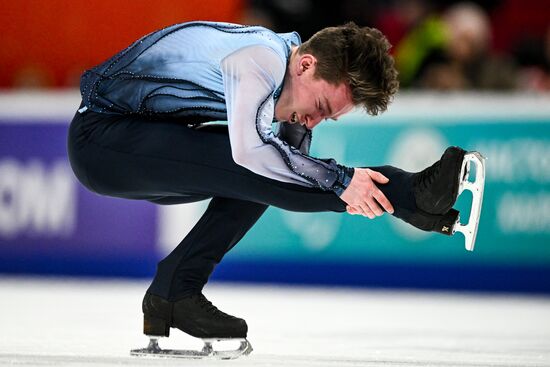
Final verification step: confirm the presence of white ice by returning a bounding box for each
[0,277,549,367]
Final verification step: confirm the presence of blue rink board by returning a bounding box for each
[1,108,549,294]
[2,254,549,294]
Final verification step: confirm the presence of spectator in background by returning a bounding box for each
[242,0,387,43]
[376,0,431,48]
[394,2,518,90]
[376,0,438,87]
[513,25,550,91]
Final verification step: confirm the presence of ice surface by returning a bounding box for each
[0,277,549,367]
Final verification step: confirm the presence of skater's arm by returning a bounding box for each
[221,45,353,195]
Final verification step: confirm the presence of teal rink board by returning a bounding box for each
[217,107,550,291]
[1,92,549,292]
[232,120,550,265]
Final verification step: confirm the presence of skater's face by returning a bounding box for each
[275,50,354,130]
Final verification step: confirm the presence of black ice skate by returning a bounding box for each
[413,146,486,251]
[130,292,252,359]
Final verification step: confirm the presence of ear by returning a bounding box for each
[296,54,317,76]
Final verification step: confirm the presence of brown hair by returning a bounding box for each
[298,22,399,116]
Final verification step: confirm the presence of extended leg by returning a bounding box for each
[68,111,476,238]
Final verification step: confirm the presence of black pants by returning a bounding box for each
[67,109,417,301]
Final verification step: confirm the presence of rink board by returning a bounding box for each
[215,112,550,292]
[0,92,549,292]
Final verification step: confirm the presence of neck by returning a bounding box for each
[274,47,298,121]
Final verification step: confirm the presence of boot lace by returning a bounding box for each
[417,160,441,192]
[194,294,231,319]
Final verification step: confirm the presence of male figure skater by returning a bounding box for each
[68,21,483,358]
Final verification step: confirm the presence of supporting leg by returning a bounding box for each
[147,197,268,300]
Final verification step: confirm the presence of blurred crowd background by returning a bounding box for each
[1,0,549,92]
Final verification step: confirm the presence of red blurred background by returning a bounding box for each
[0,0,244,88]
[0,0,548,90]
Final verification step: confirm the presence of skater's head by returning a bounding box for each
[275,22,399,129]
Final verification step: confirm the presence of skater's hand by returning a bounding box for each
[340,168,394,219]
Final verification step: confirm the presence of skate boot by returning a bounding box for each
[130,292,252,359]
[413,146,466,215]
[410,146,486,251]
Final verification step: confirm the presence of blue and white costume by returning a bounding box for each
[80,21,353,195]
[69,21,436,324]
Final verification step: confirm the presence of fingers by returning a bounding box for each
[373,190,394,214]
[347,205,370,217]
[366,169,389,184]
[364,169,395,214]
[347,195,392,218]
[359,203,375,219]
[347,206,363,215]
[347,204,377,219]
[366,198,383,216]
[343,168,394,218]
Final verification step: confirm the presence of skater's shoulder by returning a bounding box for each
[222,45,287,84]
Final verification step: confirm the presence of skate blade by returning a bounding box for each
[453,151,486,251]
[130,337,252,360]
